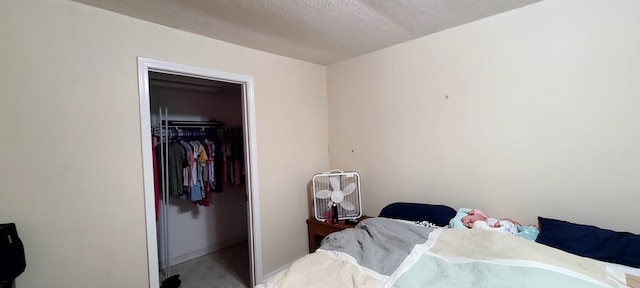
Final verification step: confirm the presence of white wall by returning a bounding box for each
[158,185,248,266]
[327,0,640,234]
[0,0,328,287]
[150,84,244,126]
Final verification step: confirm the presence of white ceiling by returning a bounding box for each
[71,0,541,65]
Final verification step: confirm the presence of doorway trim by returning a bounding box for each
[137,57,263,287]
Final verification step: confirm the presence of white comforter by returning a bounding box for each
[259,218,640,288]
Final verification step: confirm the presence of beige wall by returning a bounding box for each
[0,0,328,287]
[327,0,640,234]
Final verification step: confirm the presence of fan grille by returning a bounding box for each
[312,171,362,221]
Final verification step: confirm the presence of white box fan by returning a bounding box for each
[312,170,362,221]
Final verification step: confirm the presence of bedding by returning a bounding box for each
[378,202,456,227]
[536,217,640,268]
[259,217,640,288]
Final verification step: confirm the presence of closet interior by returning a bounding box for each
[149,72,250,287]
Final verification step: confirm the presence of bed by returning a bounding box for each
[258,203,640,288]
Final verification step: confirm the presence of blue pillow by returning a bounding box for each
[535,217,640,268]
[378,202,456,227]
[449,208,472,229]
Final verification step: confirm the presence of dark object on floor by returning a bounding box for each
[160,274,181,288]
[0,279,14,288]
[0,223,26,285]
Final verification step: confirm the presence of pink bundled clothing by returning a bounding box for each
[468,209,487,218]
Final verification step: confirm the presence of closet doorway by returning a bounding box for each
[137,58,262,288]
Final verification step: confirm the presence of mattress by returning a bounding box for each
[258,217,639,288]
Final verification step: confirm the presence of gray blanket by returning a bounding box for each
[319,217,433,275]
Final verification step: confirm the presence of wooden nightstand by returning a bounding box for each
[306,216,370,253]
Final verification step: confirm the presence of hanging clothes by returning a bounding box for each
[152,141,160,220]
[222,128,244,185]
[209,131,224,193]
[168,143,186,196]
[153,126,224,207]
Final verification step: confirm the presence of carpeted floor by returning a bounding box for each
[163,241,250,288]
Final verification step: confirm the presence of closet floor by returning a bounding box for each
[164,240,250,288]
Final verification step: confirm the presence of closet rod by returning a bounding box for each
[152,126,223,138]
[166,120,224,127]
[154,125,223,129]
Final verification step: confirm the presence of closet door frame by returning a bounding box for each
[136,57,263,287]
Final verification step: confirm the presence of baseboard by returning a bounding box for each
[160,235,248,267]
[262,260,295,283]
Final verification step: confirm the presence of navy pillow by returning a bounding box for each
[535,217,640,268]
[378,202,456,227]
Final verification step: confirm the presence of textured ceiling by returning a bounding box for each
[71,0,541,65]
